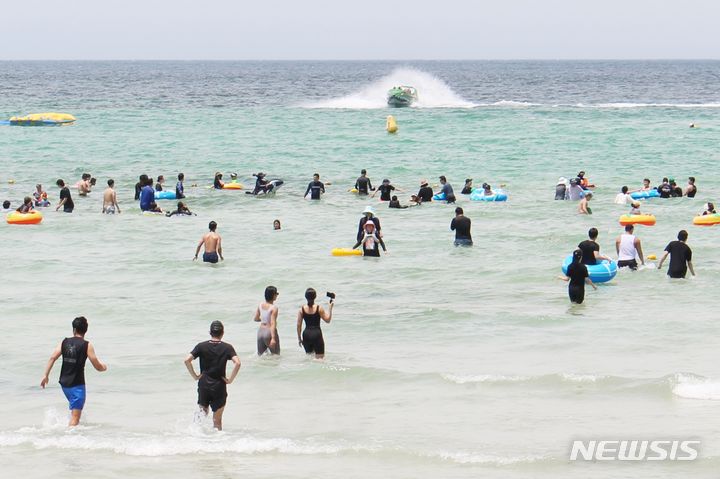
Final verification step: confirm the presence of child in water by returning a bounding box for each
[388,195,407,209]
[629,202,642,215]
[166,201,195,217]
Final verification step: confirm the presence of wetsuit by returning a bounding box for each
[657,183,672,198]
[389,199,406,209]
[450,215,472,246]
[355,176,373,195]
[257,304,280,355]
[357,217,381,242]
[139,185,154,211]
[59,337,88,410]
[664,241,692,278]
[578,240,599,265]
[305,181,324,200]
[59,187,74,213]
[301,305,325,355]
[190,340,237,412]
[461,184,473,195]
[417,186,433,203]
[555,184,567,200]
[377,184,395,201]
[566,262,589,304]
[252,177,270,195]
[134,182,142,200]
[176,181,185,199]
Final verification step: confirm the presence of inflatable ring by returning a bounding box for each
[470,189,508,202]
[619,214,656,226]
[6,210,43,225]
[331,248,361,257]
[432,192,446,201]
[630,190,660,200]
[693,214,720,226]
[154,191,176,200]
[222,183,243,190]
[562,255,617,283]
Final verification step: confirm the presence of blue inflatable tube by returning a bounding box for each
[154,191,176,200]
[630,190,659,200]
[432,192,446,201]
[470,189,508,202]
[561,255,617,283]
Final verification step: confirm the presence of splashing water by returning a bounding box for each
[306,68,474,109]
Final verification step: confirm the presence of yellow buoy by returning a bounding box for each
[647,254,657,260]
[386,115,398,134]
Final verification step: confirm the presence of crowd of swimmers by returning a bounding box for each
[42,284,336,430]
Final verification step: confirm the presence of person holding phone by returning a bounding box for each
[297,288,334,359]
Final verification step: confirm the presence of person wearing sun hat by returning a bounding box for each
[414,179,433,204]
[352,219,387,257]
[357,205,381,242]
[555,177,568,200]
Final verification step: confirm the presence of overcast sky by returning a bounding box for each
[1,0,717,60]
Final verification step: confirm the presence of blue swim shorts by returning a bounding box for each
[62,385,87,410]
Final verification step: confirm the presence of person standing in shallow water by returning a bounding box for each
[40,316,108,427]
[450,207,472,246]
[297,288,334,359]
[194,221,224,263]
[254,286,280,355]
[658,230,695,279]
[184,321,241,431]
[560,249,597,304]
[305,173,325,200]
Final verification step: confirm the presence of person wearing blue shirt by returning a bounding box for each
[139,178,155,211]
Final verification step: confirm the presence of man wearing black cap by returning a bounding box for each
[184,321,241,431]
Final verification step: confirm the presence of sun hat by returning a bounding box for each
[362,206,375,215]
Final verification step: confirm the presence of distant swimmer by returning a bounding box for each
[669,179,683,197]
[450,207,472,246]
[184,321,241,431]
[357,206,381,242]
[629,201,642,215]
[690,123,696,128]
[578,228,611,265]
[353,220,387,257]
[388,195,408,209]
[685,177,697,198]
[155,175,165,192]
[213,172,225,190]
[135,174,148,200]
[632,178,652,193]
[615,224,644,270]
[251,172,270,195]
[701,202,716,215]
[166,201,195,217]
[296,288,334,359]
[461,178,473,195]
[102,179,121,214]
[55,179,75,213]
[254,286,280,356]
[480,182,494,196]
[33,184,50,207]
[614,186,632,205]
[176,173,186,199]
[305,173,325,200]
[139,177,155,211]
[273,219,281,230]
[437,176,456,203]
[194,221,223,263]
[16,196,34,213]
[40,316,108,427]
[354,169,374,195]
[657,177,672,198]
[657,230,695,279]
[1,200,10,212]
[560,249,597,304]
[415,179,434,204]
[555,177,568,200]
[372,178,402,201]
[576,171,594,189]
[578,191,592,214]
[147,202,164,214]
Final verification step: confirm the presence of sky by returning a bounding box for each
[1,0,718,60]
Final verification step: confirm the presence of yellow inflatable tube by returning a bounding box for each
[6,210,43,225]
[693,214,720,226]
[9,112,76,126]
[386,115,398,133]
[331,248,361,257]
[619,214,656,226]
[222,183,244,190]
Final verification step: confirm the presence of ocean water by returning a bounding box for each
[1,61,719,478]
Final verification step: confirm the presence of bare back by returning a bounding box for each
[203,232,221,253]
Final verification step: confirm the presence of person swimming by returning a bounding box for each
[461,178,473,195]
[166,201,195,217]
[213,173,224,189]
[273,219,281,230]
[388,195,407,209]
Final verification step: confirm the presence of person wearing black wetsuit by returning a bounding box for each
[416,180,433,203]
[354,169,374,195]
[296,288,334,359]
[562,249,596,304]
[305,173,325,200]
[55,179,75,213]
[40,316,107,427]
[184,321,241,431]
[373,179,395,201]
[176,173,185,199]
[461,179,473,195]
[389,195,407,209]
[658,230,695,279]
[450,207,472,246]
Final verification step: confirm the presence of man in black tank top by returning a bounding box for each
[41,316,107,427]
[184,321,241,431]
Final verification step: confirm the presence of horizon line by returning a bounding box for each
[1,58,720,62]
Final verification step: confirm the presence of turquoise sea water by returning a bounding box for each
[1,61,719,478]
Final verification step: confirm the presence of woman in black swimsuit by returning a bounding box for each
[296,288,334,359]
[560,249,597,304]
